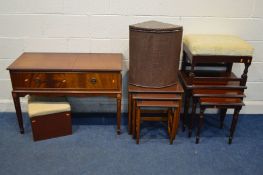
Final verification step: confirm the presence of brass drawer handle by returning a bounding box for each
[62,79,66,83]
[90,77,97,84]
[24,79,29,82]
[33,78,47,84]
[34,78,41,84]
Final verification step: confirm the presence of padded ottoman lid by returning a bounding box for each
[183,34,254,56]
[28,96,71,118]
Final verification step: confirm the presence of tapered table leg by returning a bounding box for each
[174,100,182,140]
[132,99,136,138]
[167,109,172,139]
[128,93,132,134]
[12,92,24,134]
[136,107,141,144]
[170,107,180,144]
[116,93,122,135]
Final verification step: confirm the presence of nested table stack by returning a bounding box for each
[179,35,254,144]
[128,84,184,144]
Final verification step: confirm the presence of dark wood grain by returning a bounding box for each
[178,71,246,89]
[193,96,244,144]
[199,97,244,106]
[135,99,180,144]
[11,72,120,90]
[30,112,72,141]
[132,93,181,100]
[137,100,179,107]
[192,89,246,98]
[74,53,122,71]
[183,46,252,64]
[7,53,122,71]
[128,82,184,137]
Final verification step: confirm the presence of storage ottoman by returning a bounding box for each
[28,96,72,141]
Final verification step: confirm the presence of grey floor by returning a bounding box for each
[0,103,263,175]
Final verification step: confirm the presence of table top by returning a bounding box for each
[133,93,181,100]
[7,52,123,71]
[178,70,246,90]
[137,100,179,108]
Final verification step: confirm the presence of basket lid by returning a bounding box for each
[129,20,182,32]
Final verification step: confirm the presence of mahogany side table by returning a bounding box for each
[7,53,123,134]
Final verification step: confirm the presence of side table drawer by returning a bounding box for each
[10,72,120,90]
[11,73,67,89]
[79,73,120,90]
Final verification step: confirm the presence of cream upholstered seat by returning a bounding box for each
[28,96,71,118]
[183,34,254,56]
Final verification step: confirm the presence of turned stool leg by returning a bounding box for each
[229,107,241,144]
[241,62,251,86]
[189,98,197,137]
[136,106,141,144]
[196,107,205,144]
[182,91,190,132]
[220,108,227,129]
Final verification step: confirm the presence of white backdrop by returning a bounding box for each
[0,0,262,113]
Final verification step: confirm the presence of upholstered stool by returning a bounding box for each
[182,34,253,84]
[135,100,180,144]
[180,34,253,132]
[182,34,253,83]
[28,96,72,141]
